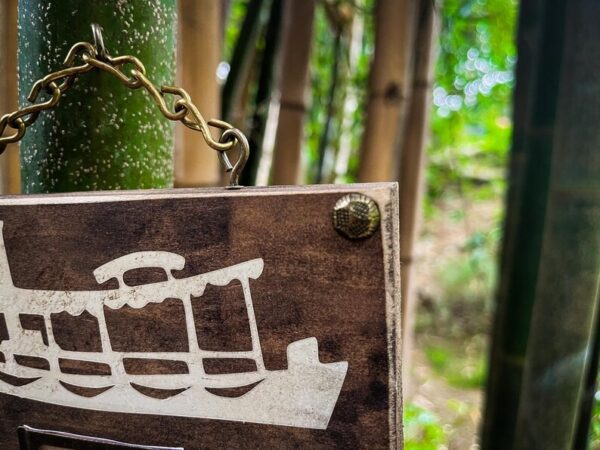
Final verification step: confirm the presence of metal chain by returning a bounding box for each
[0,24,249,187]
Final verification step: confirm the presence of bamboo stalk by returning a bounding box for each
[397,0,439,397]
[240,0,285,186]
[357,0,418,182]
[270,0,316,185]
[573,311,599,448]
[315,31,343,184]
[321,2,354,184]
[221,0,270,124]
[334,4,364,182]
[221,0,231,36]
[175,0,222,187]
[482,0,566,446]
[0,0,20,194]
[514,0,600,446]
[18,0,177,193]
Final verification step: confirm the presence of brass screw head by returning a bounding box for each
[332,193,380,239]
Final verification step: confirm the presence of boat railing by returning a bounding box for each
[0,255,268,391]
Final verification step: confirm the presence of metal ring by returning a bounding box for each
[91,23,109,61]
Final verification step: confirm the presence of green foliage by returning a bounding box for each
[225,0,518,191]
[224,0,517,191]
[417,225,499,391]
[305,4,337,182]
[404,403,447,450]
[439,229,498,307]
[419,226,500,339]
[224,1,249,62]
[591,387,600,449]
[305,0,374,183]
[428,0,517,204]
[425,338,487,389]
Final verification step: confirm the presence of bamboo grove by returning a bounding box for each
[0,0,598,448]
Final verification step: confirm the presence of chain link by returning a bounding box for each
[0,26,248,187]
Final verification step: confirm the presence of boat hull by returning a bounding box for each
[0,338,348,430]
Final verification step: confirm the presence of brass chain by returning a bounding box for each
[0,24,249,187]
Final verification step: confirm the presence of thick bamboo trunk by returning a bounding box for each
[514,0,600,447]
[397,0,439,397]
[270,0,316,185]
[482,0,566,446]
[18,0,176,193]
[175,0,222,187]
[0,0,20,194]
[357,0,417,182]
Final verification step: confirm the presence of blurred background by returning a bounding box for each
[1,1,598,448]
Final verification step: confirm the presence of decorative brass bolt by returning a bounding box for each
[332,193,380,240]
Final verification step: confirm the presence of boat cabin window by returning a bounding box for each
[203,358,257,375]
[19,314,48,346]
[104,298,188,352]
[0,313,7,363]
[123,358,189,375]
[122,267,169,287]
[0,313,7,341]
[51,311,102,352]
[193,280,253,352]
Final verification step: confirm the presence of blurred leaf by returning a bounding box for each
[428,0,517,203]
[404,403,447,449]
[425,341,487,389]
[591,385,600,449]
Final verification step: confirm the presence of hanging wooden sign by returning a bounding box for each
[0,23,403,449]
[0,183,402,449]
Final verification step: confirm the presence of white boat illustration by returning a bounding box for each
[0,221,348,430]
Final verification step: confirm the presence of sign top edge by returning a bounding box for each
[0,183,398,206]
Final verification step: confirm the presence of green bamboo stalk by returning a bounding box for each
[18,0,176,193]
[481,0,564,446]
[240,0,285,186]
[314,31,342,184]
[513,0,600,446]
[319,2,354,185]
[221,0,271,124]
[573,315,599,448]
[327,31,352,185]
[482,0,600,447]
[333,3,364,183]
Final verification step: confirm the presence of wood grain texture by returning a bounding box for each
[0,184,401,449]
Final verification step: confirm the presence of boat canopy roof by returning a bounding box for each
[93,251,186,285]
[1,258,265,316]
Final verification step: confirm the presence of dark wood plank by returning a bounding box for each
[0,183,401,449]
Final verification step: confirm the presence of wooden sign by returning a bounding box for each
[0,183,401,449]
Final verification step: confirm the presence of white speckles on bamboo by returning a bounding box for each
[18,0,176,193]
